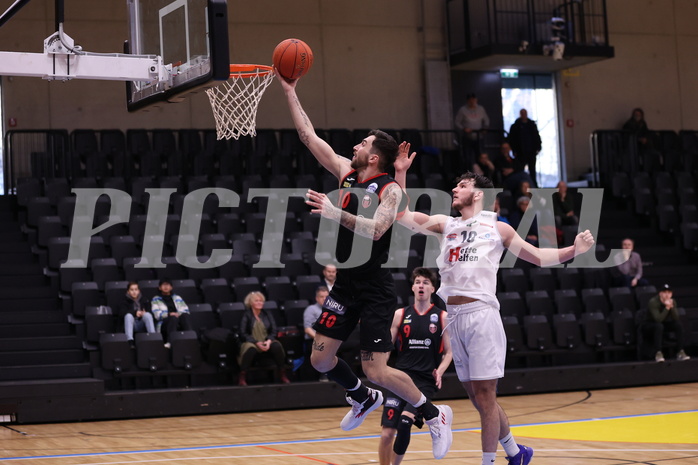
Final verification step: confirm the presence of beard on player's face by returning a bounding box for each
[351,152,369,170]
[453,191,475,209]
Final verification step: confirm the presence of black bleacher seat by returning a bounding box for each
[219,303,246,330]
[657,204,679,234]
[553,289,583,317]
[581,288,610,315]
[529,267,557,294]
[170,330,202,369]
[681,221,698,251]
[264,276,297,302]
[263,301,285,326]
[186,260,219,284]
[200,278,235,307]
[26,197,53,228]
[123,257,157,283]
[136,332,168,371]
[633,187,655,216]
[232,276,262,300]
[552,313,581,350]
[279,252,308,278]
[201,233,228,257]
[156,256,188,281]
[170,279,201,304]
[71,281,100,317]
[524,314,553,351]
[634,285,657,309]
[580,312,611,349]
[609,309,636,346]
[16,177,42,208]
[100,333,133,373]
[295,275,322,302]
[110,235,139,267]
[105,280,130,310]
[188,303,220,336]
[502,316,525,354]
[282,300,310,328]
[85,306,116,343]
[137,279,160,301]
[47,236,70,270]
[217,255,248,282]
[608,286,638,313]
[525,290,555,319]
[501,268,529,294]
[556,268,583,293]
[91,257,122,291]
[44,178,71,206]
[498,291,526,321]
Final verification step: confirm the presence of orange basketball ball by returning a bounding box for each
[272,38,314,80]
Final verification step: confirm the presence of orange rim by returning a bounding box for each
[229,64,273,78]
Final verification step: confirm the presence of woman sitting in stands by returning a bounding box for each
[118,282,156,347]
[237,291,290,386]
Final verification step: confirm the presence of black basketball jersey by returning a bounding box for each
[395,304,446,373]
[336,170,407,277]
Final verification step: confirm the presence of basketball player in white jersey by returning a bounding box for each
[393,143,595,465]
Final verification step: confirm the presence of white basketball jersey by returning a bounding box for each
[436,210,505,310]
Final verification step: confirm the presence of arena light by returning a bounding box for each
[500,68,519,78]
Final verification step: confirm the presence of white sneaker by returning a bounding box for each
[677,350,691,361]
[425,405,453,459]
[655,351,665,362]
[339,387,383,431]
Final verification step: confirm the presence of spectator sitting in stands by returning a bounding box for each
[494,196,509,224]
[495,141,533,195]
[644,284,691,362]
[151,278,192,347]
[238,291,290,386]
[612,238,649,289]
[321,264,337,291]
[118,282,155,347]
[472,152,497,183]
[303,286,330,381]
[622,108,650,147]
[508,196,539,246]
[552,181,579,228]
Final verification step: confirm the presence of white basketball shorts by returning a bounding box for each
[445,301,506,382]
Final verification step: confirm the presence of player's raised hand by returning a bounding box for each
[394,141,417,173]
[306,189,340,221]
[574,229,595,255]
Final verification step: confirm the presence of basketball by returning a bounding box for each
[272,38,314,80]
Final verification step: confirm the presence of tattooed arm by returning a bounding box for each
[306,183,402,240]
[276,70,351,180]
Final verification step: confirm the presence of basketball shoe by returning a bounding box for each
[506,444,534,465]
[425,404,453,459]
[340,387,383,431]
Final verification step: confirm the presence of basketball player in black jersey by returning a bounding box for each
[379,268,452,465]
[277,71,453,459]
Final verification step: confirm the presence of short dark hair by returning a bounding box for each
[455,171,496,210]
[159,278,172,286]
[126,281,139,290]
[411,267,437,285]
[368,129,398,171]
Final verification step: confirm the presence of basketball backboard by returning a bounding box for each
[126,0,229,111]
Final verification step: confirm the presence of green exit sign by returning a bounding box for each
[500,68,519,78]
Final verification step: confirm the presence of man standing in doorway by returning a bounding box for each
[508,109,542,186]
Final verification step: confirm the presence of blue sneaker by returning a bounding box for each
[506,445,533,465]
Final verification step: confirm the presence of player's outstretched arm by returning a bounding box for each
[498,221,595,267]
[305,183,402,240]
[393,141,448,236]
[433,312,453,390]
[276,70,351,180]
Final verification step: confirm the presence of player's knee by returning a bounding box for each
[380,426,396,442]
[309,350,333,373]
[393,415,413,455]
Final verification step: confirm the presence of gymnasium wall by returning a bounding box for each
[0,0,697,180]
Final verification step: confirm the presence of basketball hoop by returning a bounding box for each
[205,64,275,140]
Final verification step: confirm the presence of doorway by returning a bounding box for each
[501,74,560,187]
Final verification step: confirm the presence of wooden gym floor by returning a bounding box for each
[1,383,696,465]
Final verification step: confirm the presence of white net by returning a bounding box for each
[205,66,275,140]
